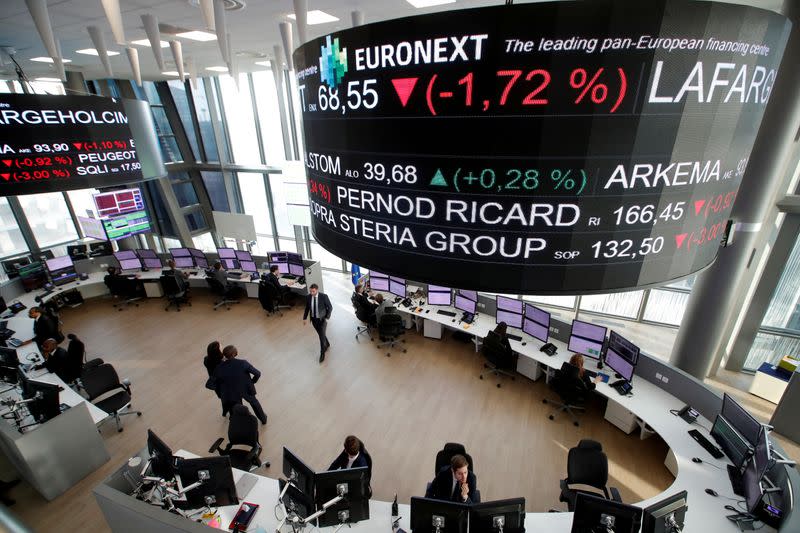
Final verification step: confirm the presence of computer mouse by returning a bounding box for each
[692,457,702,463]
[426,310,430,314]
[705,488,718,497]
[522,342,527,346]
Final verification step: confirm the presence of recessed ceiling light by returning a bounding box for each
[131,38,170,48]
[76,48,121,57]
[176,30,217,42]
[161,71,180,76]
[288,10,339,25]
[35,77,62,82]
[254,61,271,67]
[205,66,228,72]
[30,57,72,64]
[406,0,456,7]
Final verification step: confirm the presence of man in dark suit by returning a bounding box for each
[328,435,368,470]
[352,284,377,326]
[425,454,479,504]
[303,284,333,363]
[209,345,267,424]
[267,265,293,296]
[23,307,60,349]
[33,338,71,382]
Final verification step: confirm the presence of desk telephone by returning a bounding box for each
[540,343,557,356]
[677,404,700,424]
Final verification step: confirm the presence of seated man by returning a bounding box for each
[374,293,395,324]
[328,435,368,470]
[33,338,71,382]
[425,454,479,504]
[165,259,190,291]
[267,265,292,296]
[352,284,377,326]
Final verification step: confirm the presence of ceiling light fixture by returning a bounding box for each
[161,71,179,76]
[34,77,61,82]
[288,10,339,25]
[131,38,170,48]
[405,0,456,8]
[176,30,217,41]
[75,48,120,57]
[30,57,72,63]
[205,65,228,72]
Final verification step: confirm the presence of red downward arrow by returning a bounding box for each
[72,142,82,150]
[391,78,418,107]
[675,233,688,249]
[0,173,9,181]
[694,200,706,215]
[2,160,11,167]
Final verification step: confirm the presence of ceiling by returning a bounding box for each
[0,0,785,82]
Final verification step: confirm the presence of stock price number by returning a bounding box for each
[362,162,418,184]
[613,202,685,226]
[33,143,69,153]
[300,80,379,114]
[591,237,665,259]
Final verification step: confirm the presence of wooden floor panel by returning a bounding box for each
[7,272,673,531]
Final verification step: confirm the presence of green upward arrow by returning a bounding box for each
[430,169,448,187]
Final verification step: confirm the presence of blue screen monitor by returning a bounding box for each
[174,257,194,268]
[389,277,406,298]
[170,248,190,257]
[217,247,237,259]
[235,250,253,261]
[523,317,549,342]
[459,289,477,301]
[428,285,451,306]
[454,294,476,314]
[568,319,607,359]
[240,260,257,273]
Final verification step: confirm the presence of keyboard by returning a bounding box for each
[727,464,745,497]
[688,429,725,459]
[437,310,457,317]
[507,334,522,342]
[282,274,298,280]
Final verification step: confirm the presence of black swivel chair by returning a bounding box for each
[104,275,141,310]
[434,443,475,475]
[543,362,589,426]
[61,333,85,385]
[377,311,405,356]
[360,441,374,499]
[559,439,622,511]
[160,274,189,312]
[480,331,518,387]
[258,279,289,316]
[206,277,239,310]
[209,404,269,472]
[351,294,374,342]
[81,363,142,432]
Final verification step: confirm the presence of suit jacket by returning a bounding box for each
[266,272,283,292]
[36,347,69,381]
[354,292,377,312]
[328,450,369,471]
[33,315,59,348]
[203,355,222,378]
[303,292,332,320]
[210,358,261,405]
[212,268,228,287]
[426,466,478,504]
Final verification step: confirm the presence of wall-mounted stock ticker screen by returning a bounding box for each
[293,0,790,294]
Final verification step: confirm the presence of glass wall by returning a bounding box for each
[17,193,78,248]
[191,78,221,162]
[167,80,200,161]
[219,74,260,164]
[0,198,28,258]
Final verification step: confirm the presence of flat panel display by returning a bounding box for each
[459,290,477,302]
[240,260,257,273]
[428,285,451,306]
[45,255,73,272]
[497,296,523,314]
[289,263,305,276]
[235,250,253,261]
[194,256,209,269]
[217,247,237,259]
[568,336,603,359]
[605,347,635,382]
[711,415,752,469]
[143,257,163,269]
[722,393,762,446]
[293,2,791,294]
[524,303,550,327]
[188,248,205,258]
[93,187,144,217]
[118,258,142,271]
[571,320,607,341]
[454,294,476,314]
[170,248,191,257]
[77,216,107,240]
[174,257,194,268]
[221,258,238,270]
[135,249,157,259]
[114,250,137,261]
[607,330,640,364]
[102,210,150,241]
[523,317,549,342]
[389,278,406,297]
[497,309,523,329]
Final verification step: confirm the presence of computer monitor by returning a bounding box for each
[235,250,253,262]
[272,262,290,275]
[93,187,144,217]
[221,258,239,270]
[607,330,640,364]
[469,498,525,533]
[188,248,204,258]
[389,277,406,298]
[170,248,191,257]
[217,247,237,259]
[174,257,194,269]
[568,320,607,360]
[454,294,477,314]
[458,289,477,301]
[115,250,137,260]
[143,257,163,269]
[67,244,88,260]
[175,456,238,509]
[721,393,762,447]
[604,347,636,383]
[102,210,151,241]
[570,492,642,533]
[753,427,772,481]
[0,347,19,367]
[18,261,48,291]
[282,447,315,500]
[711,415,753,470]
[314,467,370,527]
[289,262,305,277]
[118,257,143,272]
[269,252,288,263]
[428,285,452,306]
[410,497,468,533]
[21,378,61,423]
[287,252,303,264]
[240,260,257,273]
[278,478,314,520]
[497,296,523,314]
[136,249,157,259]
[641,491,688,533]
[77,215,108,241]
[45,255,78,284]
[147,429,176,480]
[369,272,389,291]
[496,296,523,328]
[89,241,113,256]
[194,256,209,269]
[523,317,549,343]
[742,456,764,514]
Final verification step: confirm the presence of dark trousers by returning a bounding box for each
[311,317,329,353]
[223,395,267,424]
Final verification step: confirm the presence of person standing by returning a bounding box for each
[209,345,267,424]
[303,284,333,363]
[23,307,60,349]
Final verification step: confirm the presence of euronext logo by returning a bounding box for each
[319,35,348,88]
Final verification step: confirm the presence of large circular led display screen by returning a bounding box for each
[293,0,790,294]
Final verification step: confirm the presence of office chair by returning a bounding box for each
[543,362,588,426]
[160,274,190,312]
[360,441,374,499]
[81,362,142,432]
[480,331,518,387]
[61,333,85,386]
[377,312,405,356]
[209,404,269,472]
[104,275,141,310]
[206,277,239,310]
[258,279,290,316]
[434,443,475,475]
[559,439,622,511]
[351,294,374,341]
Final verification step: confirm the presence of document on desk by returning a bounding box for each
[235,473,258,500]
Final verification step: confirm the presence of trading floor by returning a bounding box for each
[7,272,678,532]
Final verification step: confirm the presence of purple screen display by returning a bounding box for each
[428,290,451,306]
[496,309,523,328]
[235,250,253,261]
[605,348,635,381]
[523,318,549,342]
[119,258,142,271]
[143,257,163,269]
[568,336,604,359]
[170,248,190,257]
[114,250,137,260]
[390,280,406,297]
[525,303,550,326]
[136,249,157,259]
[174,257,194,268]
[217,248,237,259]
[46,256,73,271]
[240,260,257,272]
[571,320,607,341]
[455,294,476,314]
[497,296,523,314]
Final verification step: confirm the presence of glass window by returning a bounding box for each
[761,235,800,332]
[252,70,286,164]
[143,180,176,238]
[237,172,274,237]
[67,188,101,218]
[18,192,78,247]
[29,80,65,95]
[172,181,200,208]
[744,332,800,371]
[579,291,644,319]
[167,80,200,161]
[142,82,162,105]
[643,289,690,326]
[184,210,208,232]
[279,237,299,254]
[191,78,220,162]
[162,236,181,249]
[0,197,29,258]
[523,294,576,309]
[269,172,296,238]
[310,241,344,271]
[219,74,261,164]
[158,135,182,163]
[200,171,230,212]
[192,232,216,253]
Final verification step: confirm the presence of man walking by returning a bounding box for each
[303,284,333,363]
[209,345,267,424]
